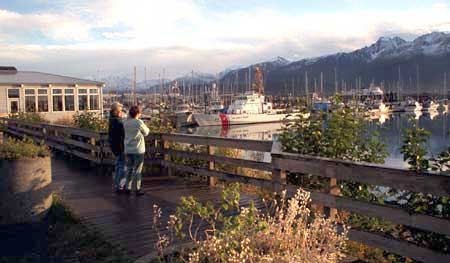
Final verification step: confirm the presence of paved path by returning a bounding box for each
[51,157,259,261]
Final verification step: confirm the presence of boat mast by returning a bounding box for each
[133,66,137,105]
[320,72,324,98]
[305,71,309,108]
[416,64,420,101]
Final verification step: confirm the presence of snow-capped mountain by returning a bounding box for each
[245,32,450,95]
[172,72,217,85]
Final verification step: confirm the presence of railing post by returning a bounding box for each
[162,138,172,177]
[324,177,339,220]
[270,139,286,194]
[90,136,96,167]
[207,145,217,186]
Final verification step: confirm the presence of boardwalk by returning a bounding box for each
[51,156,259,261]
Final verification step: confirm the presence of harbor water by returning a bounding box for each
[179,112,450,168]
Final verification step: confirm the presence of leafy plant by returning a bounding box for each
[400,119,431,171]
[144,113,174,133]
[73,112,108,132]
[0,137,49,160]
[153,184,348,263]
[8,112,49,123]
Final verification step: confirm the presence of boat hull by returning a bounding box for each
[193,113,290,126]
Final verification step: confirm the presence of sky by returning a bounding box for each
[0,0,450,80]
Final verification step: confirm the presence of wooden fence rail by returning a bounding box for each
[1,117,450,263]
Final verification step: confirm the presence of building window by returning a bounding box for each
[53,95,63,111]
[65,94,75,111]
[78,89,87,94]
[38,89,48,95]
[89,88,98,94]
[38,96,48,112]
[25,89,35,95]
[79,95,88,110]
[8,89,20,98]
[52,89,62,95]
[25,96,36,112]
[89,95,99,110]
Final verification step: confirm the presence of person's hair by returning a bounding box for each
[129,106,141,118]
[110,102,123,117]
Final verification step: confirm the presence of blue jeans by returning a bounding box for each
[125,154,144,191]
[114,154,126,190]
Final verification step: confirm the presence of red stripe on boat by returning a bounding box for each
[219,113,229,127]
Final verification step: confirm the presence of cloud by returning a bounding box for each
[0,9,90,43]
[1,0,450,79]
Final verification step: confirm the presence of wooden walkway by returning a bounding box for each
[51,156,259,261]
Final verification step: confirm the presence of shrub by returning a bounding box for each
[8,112,49,123]
[144,113,174,133]
[73,112,107,132]
[0,137,49,160]
[153,185,348,263]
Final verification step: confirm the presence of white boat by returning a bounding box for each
[403,99,423,112]
[175,103,195,127]
[367,100,390,114]
[193,67,290,127]
[422,100,439,112]
[193,92,289,126]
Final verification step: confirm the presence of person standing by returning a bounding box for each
[123,106,150,196]
[108,102,125,194]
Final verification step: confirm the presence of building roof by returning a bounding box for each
[0,69,104,86]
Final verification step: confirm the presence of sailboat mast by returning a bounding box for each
[133,66,137,105]
[320,72,324,97]
[305,71,309,108]
[416,64,420,101]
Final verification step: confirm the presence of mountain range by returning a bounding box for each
[103,31,450,95]
[220,31,450,95]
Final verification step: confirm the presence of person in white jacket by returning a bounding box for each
[123,106,150,196]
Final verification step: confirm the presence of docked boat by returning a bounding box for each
[367,100,390,114]
[403,98,423,112]
[193,67,290,127]
[423,100,439,113]
[175,102,195,127]
[193,92,289,126]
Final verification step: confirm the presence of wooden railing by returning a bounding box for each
[1,118,450,263]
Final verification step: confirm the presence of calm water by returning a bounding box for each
[179,112,450,168]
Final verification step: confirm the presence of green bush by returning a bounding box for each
[0,137,49,160]
[73,112,107,132]
[8,112,49,123]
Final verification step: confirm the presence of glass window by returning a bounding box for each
[10,101,19,113]
[38,89,48,95]
[53,95,63,111]
[25,89,35,95]
[65,89,74,94]
[52,89,62,95]
[38,96,48,112]
[89,95,99,110]
[78,89,87,94]
[25,96,36,112]
[65,95,75,111]
[8,89,20,98]
[79,95,88,110]
[89,88,98,94]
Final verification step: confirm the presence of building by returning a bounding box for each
[0,67,104,122]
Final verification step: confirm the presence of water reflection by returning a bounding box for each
[180,112,450,168]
